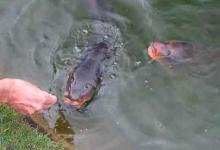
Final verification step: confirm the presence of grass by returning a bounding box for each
[0,105,64,150]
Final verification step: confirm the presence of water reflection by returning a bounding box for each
[0,0,220,150]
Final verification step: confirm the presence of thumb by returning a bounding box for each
[42,92,57,106]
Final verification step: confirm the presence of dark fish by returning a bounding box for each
[62,0,121,108]
[63,42,113,108]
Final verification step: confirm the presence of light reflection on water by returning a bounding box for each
[0,0,220,150]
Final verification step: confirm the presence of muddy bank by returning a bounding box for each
[23,113,74,150]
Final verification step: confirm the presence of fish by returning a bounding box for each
[147,40,206,75]
[62,0,121,109]
[147,40,197,65]
[147,40,220,77]
[63,42,114,109]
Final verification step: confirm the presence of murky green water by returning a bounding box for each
[0,0,220,150]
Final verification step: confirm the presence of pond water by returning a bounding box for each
[0,0,220,150]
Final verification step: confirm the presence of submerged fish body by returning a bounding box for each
[147,40,218,77]
[63,42,114,108]
[59,0,123,109]
[147,40,203,75]
[55,19,123,109]
[148,40,196,65]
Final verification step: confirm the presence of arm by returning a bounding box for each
[0,78,57,115]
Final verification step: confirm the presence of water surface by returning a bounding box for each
[0,0,220,150]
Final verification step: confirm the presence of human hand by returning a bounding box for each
[2,79,57,115]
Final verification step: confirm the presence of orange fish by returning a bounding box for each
[147,40,196,65]
[147,40,220,79]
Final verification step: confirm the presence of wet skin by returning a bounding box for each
[147,40,196,65]
[63,42,111,108]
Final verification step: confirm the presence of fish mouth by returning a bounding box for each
[63,87,96,109]
[63,95,93,109]
[148,42,171,60]
[148,42,159,60]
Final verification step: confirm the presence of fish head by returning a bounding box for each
[147,41,172,60]
[63,73,98,109]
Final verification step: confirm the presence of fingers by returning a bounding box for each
[12,103,36,115]
[42,92,57,106]
[7,79,58,115]
[11,90,57,115]
[17,103,52,115]
[40,92,57,110]
[31,93,56,115]
[26,89,57,109]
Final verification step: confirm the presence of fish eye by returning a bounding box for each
[167,49,171,56]
[84,83,92,89]
[151,43,157,53]
[84,84,89,89]
[152,47,157,53]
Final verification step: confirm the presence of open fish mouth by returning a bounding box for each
[147,42,171,60]
[148,42,160,60]
[63,95,93,109]
[63,86,97,109]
